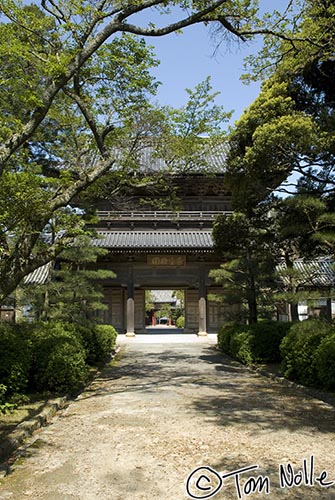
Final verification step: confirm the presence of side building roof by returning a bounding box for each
[91,230,214,253]
[277,256,335,288]
[24,262,52,285]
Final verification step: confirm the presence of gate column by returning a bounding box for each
[198,266,208,336]
[126,262,136,337]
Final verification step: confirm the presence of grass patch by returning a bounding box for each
[0,394,50,441]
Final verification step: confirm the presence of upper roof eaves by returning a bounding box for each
[117,138,227,174]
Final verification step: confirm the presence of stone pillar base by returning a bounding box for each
[125,331,136,338]
[197,330,208,337]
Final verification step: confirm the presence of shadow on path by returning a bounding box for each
[76,344,335,436]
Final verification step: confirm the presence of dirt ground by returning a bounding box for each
[0,338,335,500]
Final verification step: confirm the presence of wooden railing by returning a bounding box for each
[97,210,233,221]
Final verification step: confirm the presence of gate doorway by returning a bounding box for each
[145,289,185,331]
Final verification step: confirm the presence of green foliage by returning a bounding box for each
[247,321,292,363]
[0,383,17,414]
[69,322,117,364]
[176,316,185,328]
[21,236,115,323]
[228,0,335,204]
[0,319,118,399]
[65,323,96,365]
[156,304,172,320]
[280,319,333,387]
[315,334,335,391]
[225,80,316,209]
[217,322,246,354]
[219,318,335,391]
[211,208,277,324]
[0,0,255,303]
[0,322,32,394]
[145,290,155,313]
[30,322,88,393]
[218,321,292,364]
[229,329,253,364]
[92,325,118,362]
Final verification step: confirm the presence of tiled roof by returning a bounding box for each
[151,290,176,303]
[132,142,227,172]
[24,263,52,285]
[92,230,213,252]
[277,257,335,288]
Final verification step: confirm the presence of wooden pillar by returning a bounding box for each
[198,265,207,336]
[326,297,332,322]
[152,311,156,326]
[126,262,135,337]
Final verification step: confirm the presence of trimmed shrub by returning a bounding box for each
[229,329,253,364]
[73,323,117,364]
[30,321,88,393]
[315,333,335,390]
[218,321,291,364]
[72,323,98,364]
[176,316,185,328]
[0,322,32,394]
[280,319,333,387]
[247,321,292,363]
[93,324,118,362]
[217,323,245,354]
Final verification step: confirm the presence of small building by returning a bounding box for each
[276,256,335,322]
[146,290,181,326]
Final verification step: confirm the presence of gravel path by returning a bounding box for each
[1,339,335,500]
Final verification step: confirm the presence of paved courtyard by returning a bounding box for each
[1,336,335,500]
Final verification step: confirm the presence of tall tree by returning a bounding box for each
[0,0,288,170]
[211,192,335,323]
[20,236,115,323]
[271,195,333,320]
[0,0,288,303]
[224,79,317,210]
[211,208,276,324]
[225,0,335,206]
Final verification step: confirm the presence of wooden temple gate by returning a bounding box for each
[90,173,234,335]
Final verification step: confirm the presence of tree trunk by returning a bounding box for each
[288,302,299,322]
[248,296,258,324]
[247,278,258,324]
[284,254,299,322]
[41,287,50,321]
[247,252,258,324]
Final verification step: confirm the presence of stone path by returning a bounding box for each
[1,337,335,500]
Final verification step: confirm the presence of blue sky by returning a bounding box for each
[133,0,293,130]
[142,23,262,129]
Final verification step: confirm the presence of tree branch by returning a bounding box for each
[62,86,105,155]
[0,0,229,175]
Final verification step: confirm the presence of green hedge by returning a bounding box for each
[280,319,334,388]
[247,321,292,363]
[218,321,291,364]
[217,323,245,355]
[73,323,117,364]
[315,334,335,390]
[30,322,88,393]
[229,329,254,364]
[0,320,118,400]
[93,324,118,362]
[0,322,32,395]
